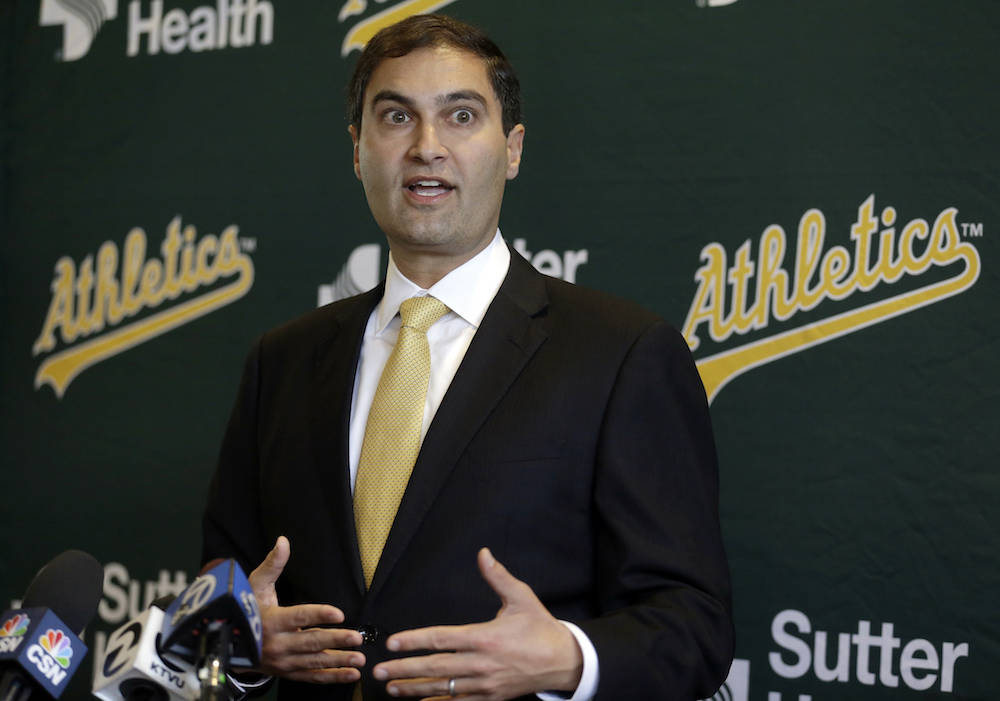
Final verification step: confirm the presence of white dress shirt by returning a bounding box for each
[348,231,599,701]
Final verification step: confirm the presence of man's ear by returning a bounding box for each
[505,124,525,180]
[349,124,362,180]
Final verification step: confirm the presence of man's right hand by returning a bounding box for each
[249,535,365,683]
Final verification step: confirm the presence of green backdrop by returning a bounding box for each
[3,1,997,699]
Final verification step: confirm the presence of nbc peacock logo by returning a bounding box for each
[38,629,74,669]
[0,614,30,638]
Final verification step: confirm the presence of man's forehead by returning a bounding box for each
[363,46,495,106]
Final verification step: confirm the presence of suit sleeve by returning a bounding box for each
[201,336,269,573]
[577,320,734,700]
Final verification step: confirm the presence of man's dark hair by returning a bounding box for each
[347,14,522,135]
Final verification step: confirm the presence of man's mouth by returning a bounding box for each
[405,178,454,198]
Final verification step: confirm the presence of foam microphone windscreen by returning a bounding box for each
[21,550,104,634]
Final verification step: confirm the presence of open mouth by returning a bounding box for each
[406,179,454,198]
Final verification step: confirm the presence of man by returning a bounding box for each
[203,13,733,701]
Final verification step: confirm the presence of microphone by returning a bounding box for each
[159,560,262,701]
[92,597,200,701]
[0,550,103,700]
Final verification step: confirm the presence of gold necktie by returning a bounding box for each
[354,296,450,587]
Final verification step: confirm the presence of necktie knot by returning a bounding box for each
[399,296,450,333]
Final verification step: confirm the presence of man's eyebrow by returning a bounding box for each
[369,89,490,110]
[370,90,415,109]
[437,90,489,109]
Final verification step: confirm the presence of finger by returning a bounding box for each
[264,647,365,674]
[476,547,534,609]
[386,622,484,653]
[282,665,363,684]
[374,652,482,682]
[265,603,348,632]
[383,676,450,699]
[270,627,364,655]
[249,536,291,597]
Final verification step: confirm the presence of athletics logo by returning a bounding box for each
[32,217,256,398]
[683,195,982,403]
[39,0,118,61]
[338,0,460,56]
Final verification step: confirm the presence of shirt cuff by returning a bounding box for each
[226,670,273,699]
[536,620,599,701]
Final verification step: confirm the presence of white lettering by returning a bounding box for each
[126,0,273,57]
[512,238,589,284]
[27,645,68,685]
[99,562,131,624]
[769,609,970,693]
[769,609,812,678]
[900,638,938,691]
[161,8,189,53]
[0,636,24,653]
[127,0,162,56]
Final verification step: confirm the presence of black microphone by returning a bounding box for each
[92,595,200,701]
[0,550,103,700]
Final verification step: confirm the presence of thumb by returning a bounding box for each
[249,535,290,604]
[477,547,537,612]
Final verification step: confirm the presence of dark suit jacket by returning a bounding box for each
[202,248,733,701]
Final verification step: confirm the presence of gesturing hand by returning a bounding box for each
[249,536,365,683]
[372,548,583,700]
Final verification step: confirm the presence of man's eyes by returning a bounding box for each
[383,110,411,124]
[379,107,477,125]
[452,108,475,125]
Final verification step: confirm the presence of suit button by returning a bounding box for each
[358,624,380,644]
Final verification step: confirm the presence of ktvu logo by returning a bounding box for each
[27,629,74,686]
[40,0,118,61]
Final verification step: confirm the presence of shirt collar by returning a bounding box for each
[374,230,511,335]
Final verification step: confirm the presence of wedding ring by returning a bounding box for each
[448,678,456,697]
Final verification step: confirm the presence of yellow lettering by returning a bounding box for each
[754,225,793,324]
[195,234,219,281]
[728,240,756,334]
[793,210,825,311]
[180,224,199,292]
[33,258,77,354]
[75,256,95,334]
[141,259,165,305]
[94,241,124,328]
[681,243,727,351]
[161,217,183,299]
[899,218,930,273]
[821,245,854,299]
[121,229,146,315]
[850,194,879,291]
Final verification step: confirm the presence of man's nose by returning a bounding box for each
[408,123,448,163]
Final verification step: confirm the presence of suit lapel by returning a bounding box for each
[368,252,549,596]
[309,285,383,596]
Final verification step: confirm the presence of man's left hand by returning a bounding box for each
[372,548,583,701]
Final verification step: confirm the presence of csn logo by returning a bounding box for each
[0,614,31,653]
[27,629,74,685]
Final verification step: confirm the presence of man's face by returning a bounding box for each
[350,46,524,269]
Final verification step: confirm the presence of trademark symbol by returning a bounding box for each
[239,237,258,252]
[960,222,983,238]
